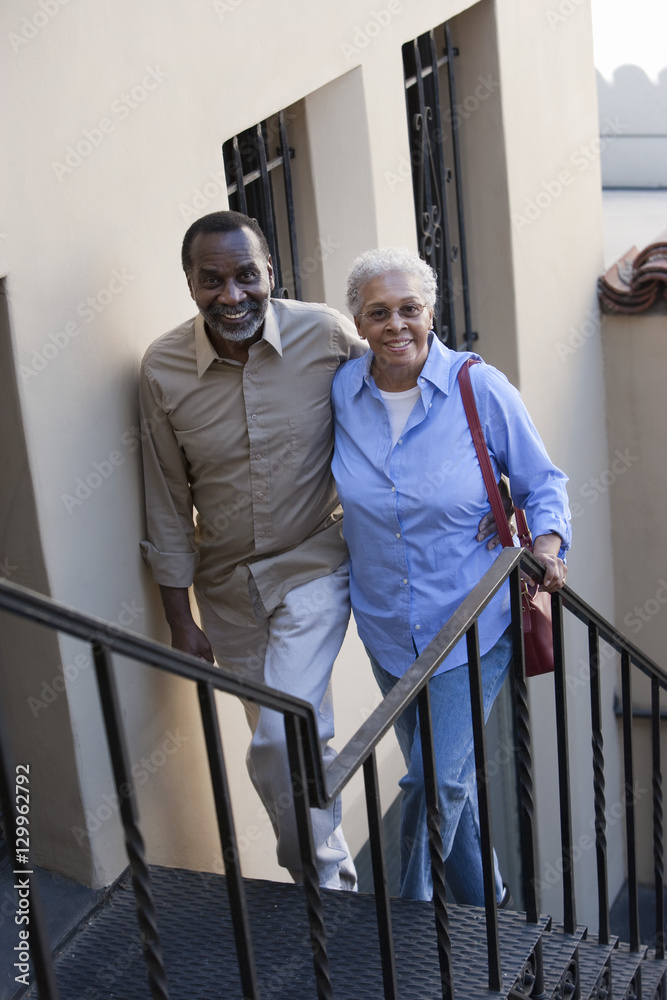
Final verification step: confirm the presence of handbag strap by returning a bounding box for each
[458,359,517,550]
[514,507,532,548]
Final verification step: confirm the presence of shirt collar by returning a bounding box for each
[194,301,283,378]
[195,313,218,377]
[416,333,454,394]
[261,301,283,357]
[352,332,456,396]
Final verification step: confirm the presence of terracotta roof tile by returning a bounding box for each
[598,230,667,313]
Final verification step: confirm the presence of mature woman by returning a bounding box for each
[331,247,571,905]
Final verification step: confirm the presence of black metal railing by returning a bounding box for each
[402,24,476,351]
[1,542,667,998]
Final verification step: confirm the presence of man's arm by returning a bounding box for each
[139,362,210,657]
[159,586,214,661]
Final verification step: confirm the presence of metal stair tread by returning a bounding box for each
[639,949,667,1000]
[24,864,548,1000]
[388,894,549,998]
[539,921,587,999]
[576,933,618,1000]
[610,940,648,1000]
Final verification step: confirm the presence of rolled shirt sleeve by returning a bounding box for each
[139,363,199,588]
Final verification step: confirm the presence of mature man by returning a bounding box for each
[139,210,364,889]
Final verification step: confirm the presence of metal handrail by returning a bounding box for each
[325,546,521,800]
[2,540,667,998]
[0,578,326,799]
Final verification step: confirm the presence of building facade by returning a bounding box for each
[1,0,646,932]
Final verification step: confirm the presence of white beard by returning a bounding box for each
[204,300,268,343]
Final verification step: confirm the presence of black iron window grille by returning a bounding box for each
[222,110,302,300]
[403,25,477,352]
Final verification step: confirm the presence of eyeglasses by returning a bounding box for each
[359,302,428,324]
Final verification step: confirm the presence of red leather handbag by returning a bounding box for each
[458,360,554,677]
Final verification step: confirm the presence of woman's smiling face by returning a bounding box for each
[355,271,433,388]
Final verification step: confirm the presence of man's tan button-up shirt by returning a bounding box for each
[140,298,366,625]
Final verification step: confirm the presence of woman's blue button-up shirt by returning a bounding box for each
[331,336,571,677]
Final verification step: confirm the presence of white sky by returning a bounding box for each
[591,0,667,83]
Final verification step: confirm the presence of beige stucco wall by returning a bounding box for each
[601,307,667,883]
[602,310,667,667]
[1,0,622,927]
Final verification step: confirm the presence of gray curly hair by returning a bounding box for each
[346,247,437,317]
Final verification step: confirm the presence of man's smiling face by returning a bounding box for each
[187,226,274,344]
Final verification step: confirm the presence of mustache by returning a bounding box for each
[207,301,260,319]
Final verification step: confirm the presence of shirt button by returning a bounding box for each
[251,413,257,420]
[258,492,264,498]
[254,453,261,460]
[415,624,421,630]
[259,531,265,537]
[395,532,401,539]
[402,578,408,585]
[391,486,396,492]
[397,438,403,445]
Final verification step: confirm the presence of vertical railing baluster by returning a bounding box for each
[197,682,260,1000]
[0,696,61,999]
[444,21,474,351]
[621,651,641,951]
[417,683,454,1000]
[277,109,301,300]
[552,592,577,934]
[588,624,610,944]
[283,713,333,1000]
[466,622,502,991]
[509,568,545,1000]
[363,752,399,1000]
[510,568,539,919]
[92,644,171,1000]
[652,677,665,959]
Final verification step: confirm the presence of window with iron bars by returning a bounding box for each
[402,23,477,351]
[222,111,302,300]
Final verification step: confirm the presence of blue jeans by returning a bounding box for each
[368,627,512,903]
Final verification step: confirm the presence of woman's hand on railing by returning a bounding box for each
[531,533,567,593]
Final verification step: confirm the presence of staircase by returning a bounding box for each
[2,545,667,1000]
[17,865,667,1000]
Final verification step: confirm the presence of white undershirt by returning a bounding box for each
[378,385,421,446]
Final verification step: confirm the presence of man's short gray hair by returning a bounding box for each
[346,247,438,316]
